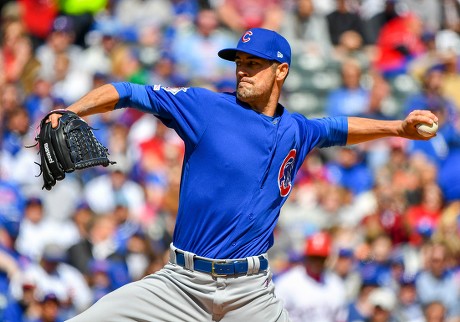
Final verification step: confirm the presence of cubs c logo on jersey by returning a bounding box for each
[278,149,296,197]
[242,31,253,43]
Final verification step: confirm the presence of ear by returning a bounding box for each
[276,63,289,81]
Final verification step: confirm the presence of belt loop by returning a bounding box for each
[184,251,195,271]
[169,243,177,264]
[247,257,254,275]
[247,256,260,275]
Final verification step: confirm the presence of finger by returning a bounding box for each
[50,114,61,128]
[409,110,438,124]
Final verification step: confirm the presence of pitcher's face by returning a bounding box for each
[235,52,277,104]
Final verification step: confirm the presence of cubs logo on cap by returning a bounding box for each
[218,28,291,66]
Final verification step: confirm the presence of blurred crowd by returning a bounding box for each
[1,0,460,321]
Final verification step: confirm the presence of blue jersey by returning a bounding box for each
[113,83,348,258]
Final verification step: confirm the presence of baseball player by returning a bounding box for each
[47,28,437,321]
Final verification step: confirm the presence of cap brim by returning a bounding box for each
[218,48,274,62]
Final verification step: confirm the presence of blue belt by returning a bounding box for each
[174,252,269,277]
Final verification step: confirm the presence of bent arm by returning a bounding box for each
[50,84,119,127]
[346,110,438,145]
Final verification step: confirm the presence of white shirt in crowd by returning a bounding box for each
[275,265,348,322]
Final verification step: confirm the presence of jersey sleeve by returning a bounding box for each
[293,114,348,149]
[112,82,214,148]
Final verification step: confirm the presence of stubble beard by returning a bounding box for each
[236,80,258,102]
[236,87,253,101]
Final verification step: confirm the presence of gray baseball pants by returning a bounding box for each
[65,247,290,322]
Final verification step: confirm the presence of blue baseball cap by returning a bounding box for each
[218,28,291,66]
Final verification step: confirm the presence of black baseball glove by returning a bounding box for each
[33,110,115,190]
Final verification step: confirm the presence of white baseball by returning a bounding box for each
[416,122,438,137]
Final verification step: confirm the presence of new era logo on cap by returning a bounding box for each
[218,28,291,66]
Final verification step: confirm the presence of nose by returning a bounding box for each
[237,68,248,78]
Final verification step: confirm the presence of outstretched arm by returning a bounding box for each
[49,84,119,128]
[346,110,438,145]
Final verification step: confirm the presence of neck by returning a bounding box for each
[249,86,282,117]
[306,266,323,282]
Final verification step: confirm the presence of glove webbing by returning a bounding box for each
[68,127,112,169]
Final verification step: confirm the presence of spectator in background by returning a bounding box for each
[415,241,460,320]
[438,51,460,112]
[440,0,460,33]
[31,292,64,322]
[275,231,347,322]
[56,0,107,49]
[2,107,31,158]
[393,274,425,322]
[109,45,145,83]
[169,8,236,86]
[326,0,366,47]
[66,215,125,279]
[111,202,141,259]
[24,77,65,126]
[373,12,426,78]
[112,0,174,43]
[357,234,395,289]
[356,72,397,171]
[11,243,92,320]
[18,276,41,321]
[81,20,122,77]
[437,138,460,203]
[404,66,457,120]
[67,215,132,294]
[332,29,370,68]
[423,301,447,322]
[430,202,460,268]
[148,53,188,87]
[408,31,442,82]
[35,16,82,82]
[216,0,284,34]
[0,18,34,88]
[331,248,362,302]
[86,260,114,304]
[50,52,92,105]
[67,202,94,241]
[346,265,382,322]
[0,208,24,322]
[15,197,79,263]
[361,184,410,245]
[326,146,374,196]
[312,182,354,229]
[83,163,145,219]
[366,287,397,322]
[361,0,400,46]
[325,58,370,116]
[405,183,443,247]
[169,0,200,23]
[17,0,58,50]
[281,0,332,59]
[0,82,23,115]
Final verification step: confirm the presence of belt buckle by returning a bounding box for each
[211,260,228,278]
